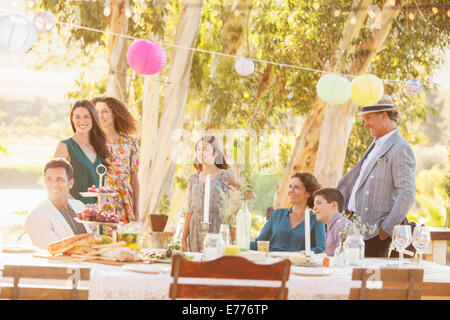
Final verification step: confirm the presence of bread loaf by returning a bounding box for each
[47,233,96,256]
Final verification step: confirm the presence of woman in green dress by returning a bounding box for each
[54,100,110,204]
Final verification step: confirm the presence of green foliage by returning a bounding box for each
[156,193,171,215]
[410,163,450,227]
[412,186,448,227]
[66,72,107,102]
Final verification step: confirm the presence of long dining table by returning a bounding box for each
[1,249,449,300]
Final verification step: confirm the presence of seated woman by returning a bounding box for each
[250,172,325,253]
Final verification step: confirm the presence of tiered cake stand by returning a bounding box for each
[74,164,119,241]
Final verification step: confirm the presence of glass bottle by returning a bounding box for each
[236,202,251,250]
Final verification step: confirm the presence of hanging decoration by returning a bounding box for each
[243,91,250,99]
[288,92,294,99]
[316,73,352,105]
[350,74,384,106]
[367,5,382,30]
[34,11,55,33]
[0,13,36,53]
[405,78,423,95]
[234,58,255,76]
[126,40,166,75]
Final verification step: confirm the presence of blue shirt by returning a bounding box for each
[250,208,326,253]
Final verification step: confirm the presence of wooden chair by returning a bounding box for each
[169,253,291,300]
[0,264,90,300]
[349,268,424,300]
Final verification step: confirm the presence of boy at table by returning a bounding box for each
[313,188,350,256]
[25,158,89,249]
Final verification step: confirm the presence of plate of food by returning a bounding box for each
[122,263,170,274]
[140,249,196,264]
[291,266,334,277]
[2,244,38,253]
[35,233,142,265]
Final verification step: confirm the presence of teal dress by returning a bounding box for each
[250,208,326,253]
[62,138,103,204]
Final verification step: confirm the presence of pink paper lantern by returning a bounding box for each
[126,40,166,75]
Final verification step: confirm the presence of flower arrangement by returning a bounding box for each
[339,211,377,247]
[219,178,253,228]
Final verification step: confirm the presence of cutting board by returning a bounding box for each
[33,254,144,266]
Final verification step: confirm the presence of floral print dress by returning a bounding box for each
[186,169,233,252]
[103,135,139,223]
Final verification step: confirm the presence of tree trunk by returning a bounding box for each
[204,0,252,128]
[106,0,129,102]
[273,0,402,208]
[314,0,405,187]
[139,0,204,231]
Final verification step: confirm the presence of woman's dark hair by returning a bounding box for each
[44,158,74,181]
[70,100,110,168]
[313,187,344,212]
[91,96,137,136]
[193,135,229,172]
[290,172,322,209]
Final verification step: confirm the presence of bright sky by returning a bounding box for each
[0,0,449,103]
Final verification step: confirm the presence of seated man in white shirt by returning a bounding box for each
[25,158,89,248]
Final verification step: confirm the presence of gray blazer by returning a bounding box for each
[337,130,416,240]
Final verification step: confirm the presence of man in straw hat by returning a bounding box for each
[337,94,416,257]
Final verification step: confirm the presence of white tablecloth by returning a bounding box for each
[1,251,449,300]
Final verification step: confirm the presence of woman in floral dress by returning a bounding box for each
[93,96,140,223]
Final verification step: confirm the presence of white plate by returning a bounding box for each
[291,266,334,277]
[79,192,118,197]
[122,263,170,274]
[2,245,38,253]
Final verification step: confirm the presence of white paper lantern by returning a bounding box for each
[34,11,55,33]
[235,58,255,76]
[0,14,37,53]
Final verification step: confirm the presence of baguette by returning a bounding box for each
[47,233,96,256]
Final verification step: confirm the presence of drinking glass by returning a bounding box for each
[257,241,270,257]
[117,222,141,251]
[412,224,431,267]
[219,224,231,247]
[392,225,412,267]
[202,233,223,261]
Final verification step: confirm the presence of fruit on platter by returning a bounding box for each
[87,185,115,193]
[76,207,119,224]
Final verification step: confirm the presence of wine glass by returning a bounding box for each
[412,224,431,267]
[392,225,412,267]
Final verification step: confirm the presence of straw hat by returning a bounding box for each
[358,94,397,116]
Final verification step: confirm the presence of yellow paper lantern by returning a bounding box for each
[351,74,384,106]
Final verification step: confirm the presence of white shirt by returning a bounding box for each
[347,128,397,211]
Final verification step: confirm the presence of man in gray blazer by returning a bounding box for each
[337,94,416,257]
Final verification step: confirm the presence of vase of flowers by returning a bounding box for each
[150,193,170,232]
[219,179,253,244]
[338,211,376,266]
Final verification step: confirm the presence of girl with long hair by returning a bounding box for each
[93,96,140,222]
[181,135,247,252]
[54,100,110,204]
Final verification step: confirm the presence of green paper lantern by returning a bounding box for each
[316,74,352,105]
